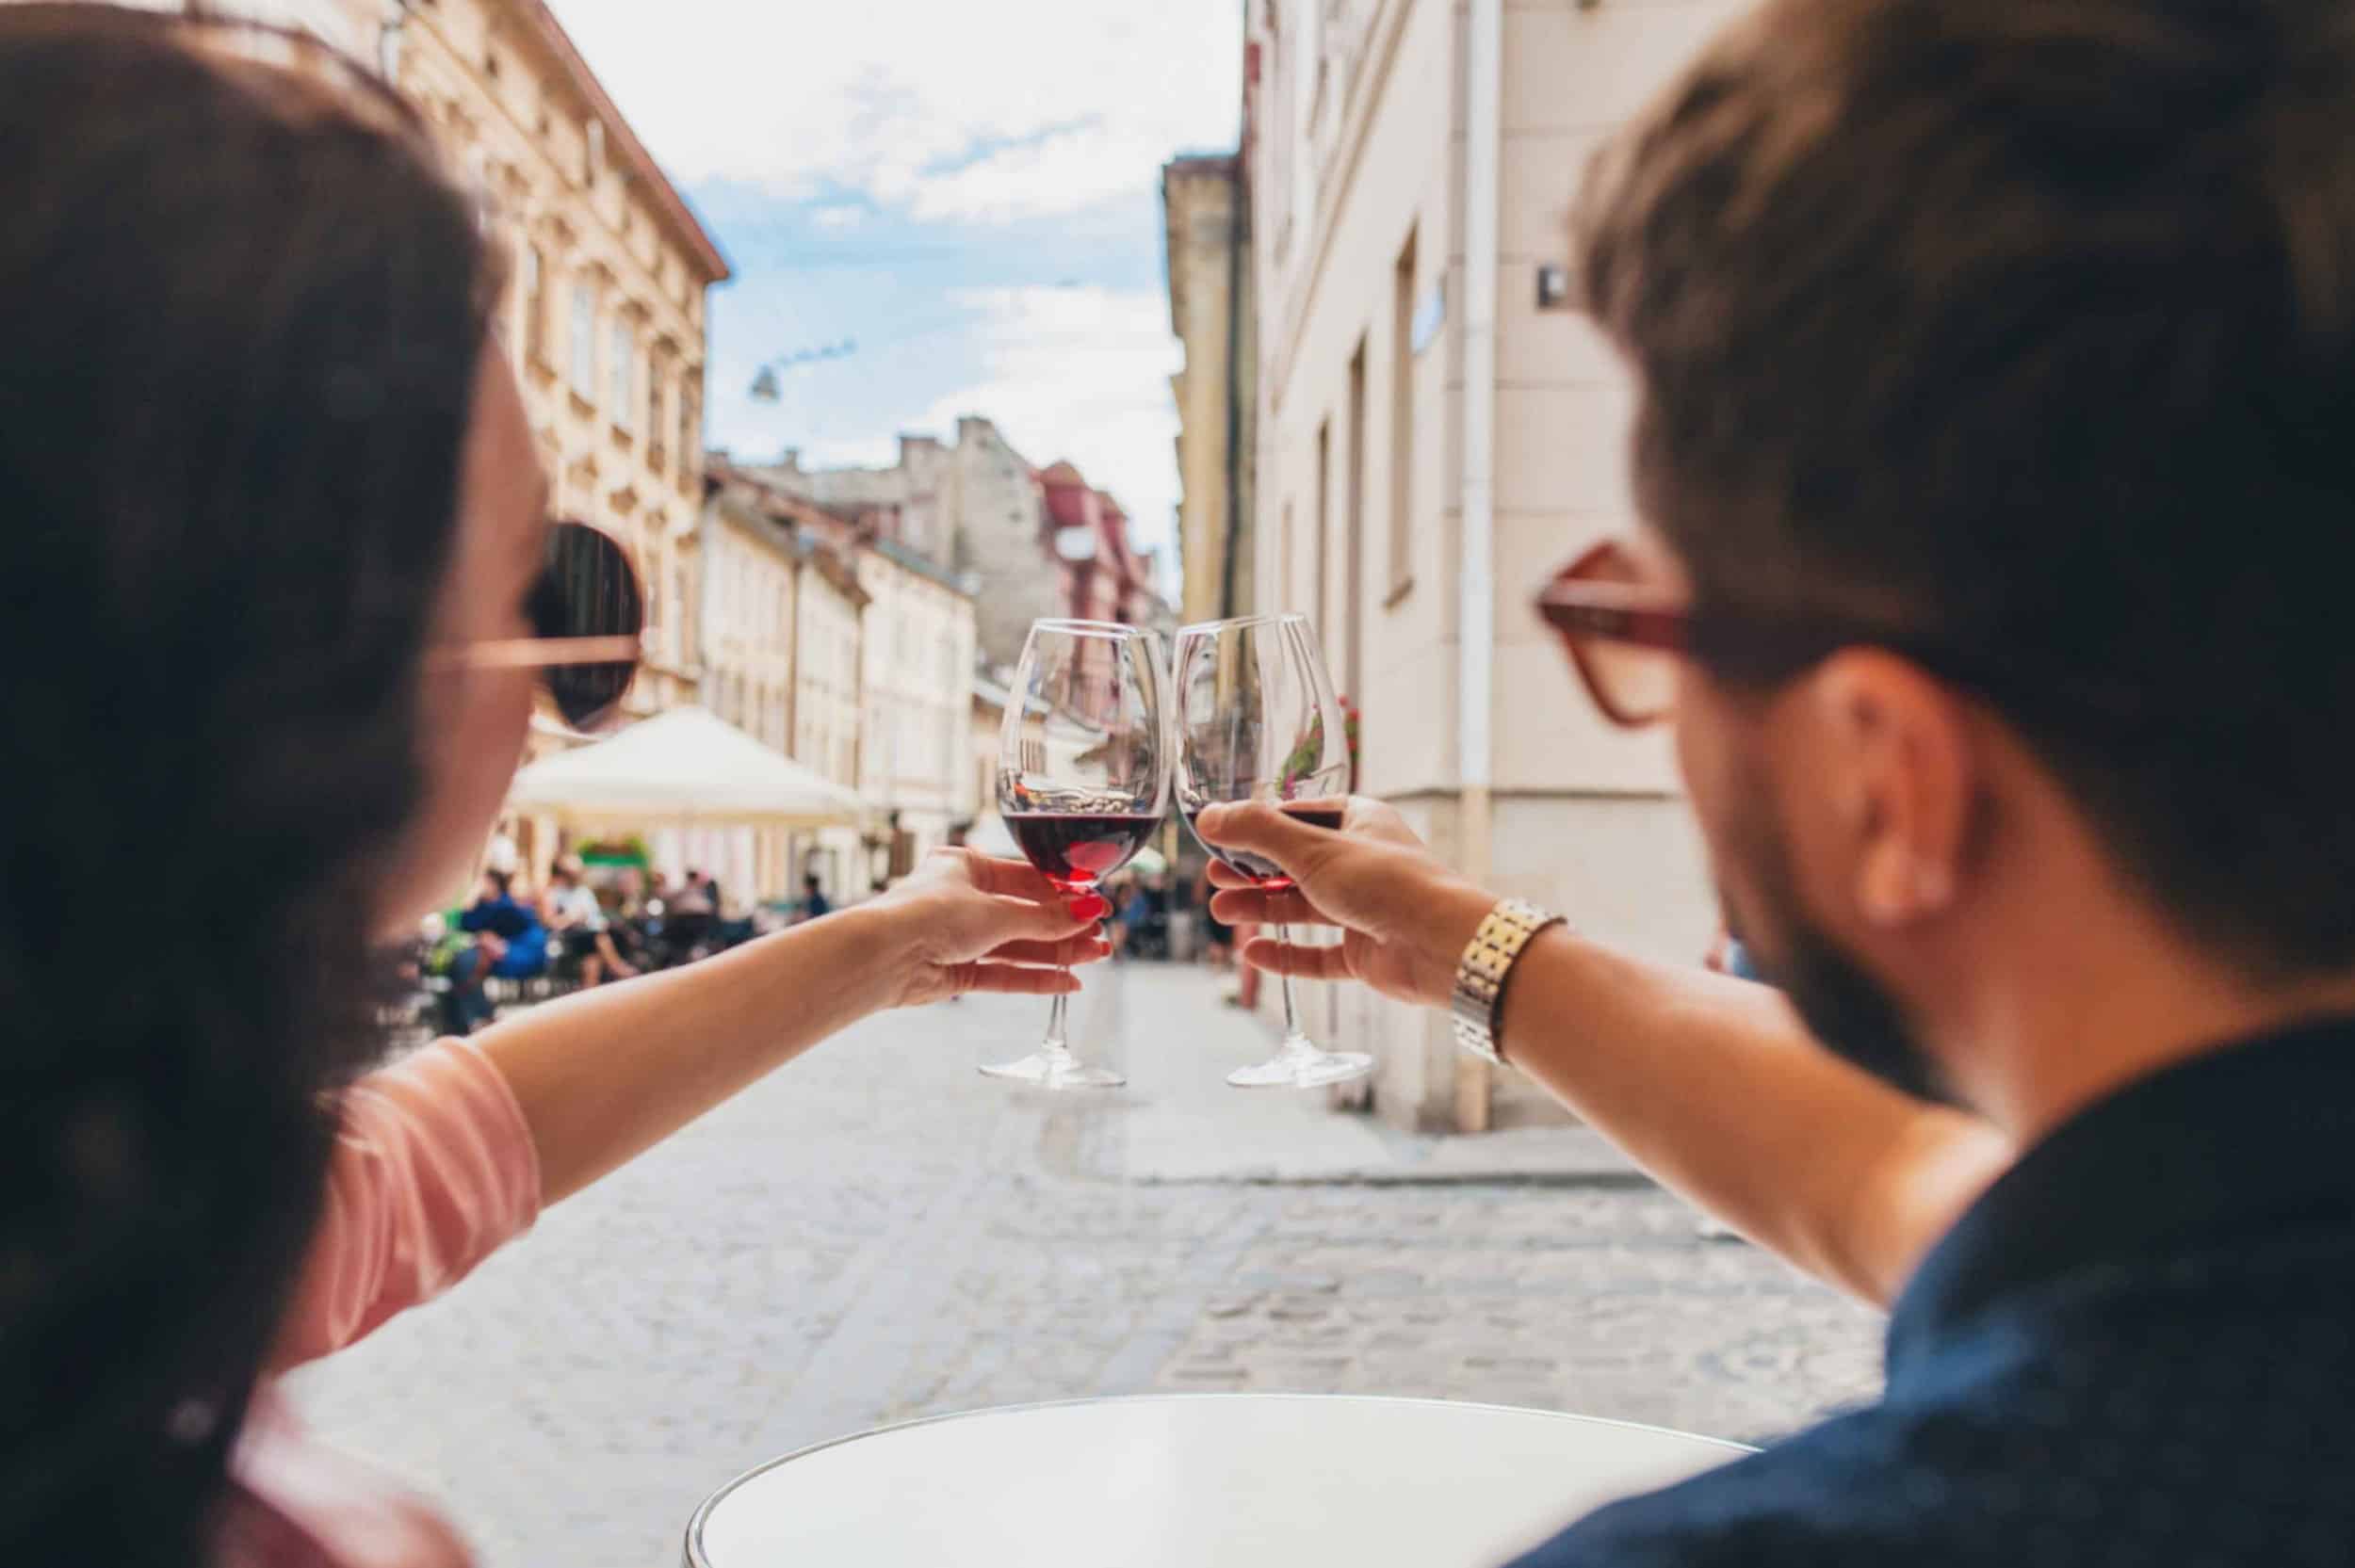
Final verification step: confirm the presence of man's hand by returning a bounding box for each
[867,848,1113,1009]
[1195,798,1497,1008]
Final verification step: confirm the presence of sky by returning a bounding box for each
[546,0,1247,590]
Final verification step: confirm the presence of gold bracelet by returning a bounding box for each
[1449,898,1567,1066]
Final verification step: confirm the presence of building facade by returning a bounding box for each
[1037,461,1172,634]
[788,531,869,902]
[696,483,804,898]
[391,0,729,719]
[1244,0,1739,1130]
[851,539,981,874]
[1162,153,1259,628]
[709,461,976,886]
[700,489,798,752]
[749,415,1053,672]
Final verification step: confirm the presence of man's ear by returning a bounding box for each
[1807,649,1974,929]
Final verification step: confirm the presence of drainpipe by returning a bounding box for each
[1454,0,1502,1134]
[1218,157,1248,622]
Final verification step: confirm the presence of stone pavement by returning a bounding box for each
[289,963,1882,1568]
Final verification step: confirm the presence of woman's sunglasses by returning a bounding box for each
[442,519,645,734]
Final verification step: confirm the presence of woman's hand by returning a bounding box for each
[867,848,1113,1009]
[1195,798,1497,1009]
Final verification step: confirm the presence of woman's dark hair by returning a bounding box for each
[0,8,499,1563]
[485,870,515,898]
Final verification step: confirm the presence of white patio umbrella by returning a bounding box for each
[506,706,866,831]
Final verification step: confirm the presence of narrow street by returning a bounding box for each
[292,965,1881,1568]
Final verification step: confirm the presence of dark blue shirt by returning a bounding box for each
[1514,1018,2355,1566]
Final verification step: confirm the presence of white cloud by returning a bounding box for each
[546,1,1242,225]
[806,204,867,232]
[912,286,1183,580]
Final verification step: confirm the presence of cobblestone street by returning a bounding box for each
[291,965,1883,1568]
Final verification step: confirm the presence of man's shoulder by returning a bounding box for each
[1504,1405,1966,1568]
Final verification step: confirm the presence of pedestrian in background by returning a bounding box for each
[799,870,833,924]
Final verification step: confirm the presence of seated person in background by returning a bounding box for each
[1197,2,2355,1561]
[670,868,713,916]
[541,861,635,989]
[799,871,833,924]
[663,867,717,957]
[441,870,547,1034]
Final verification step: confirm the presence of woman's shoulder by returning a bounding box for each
[223,1394,473,1568]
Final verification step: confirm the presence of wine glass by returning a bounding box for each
[983,620,1171,1090]
[1175,614,1375,1090]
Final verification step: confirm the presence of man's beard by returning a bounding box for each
[1719,778,1958,1108]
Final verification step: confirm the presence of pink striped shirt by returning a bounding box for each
[223,1038,544,1568]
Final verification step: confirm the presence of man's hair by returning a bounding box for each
[487,869,514,897]
[1576,0,2355,978]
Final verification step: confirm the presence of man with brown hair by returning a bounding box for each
[1197,0,2355,1560]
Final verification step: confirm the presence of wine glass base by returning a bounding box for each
[980,1051,1126,1091]
[1226,1043,1375,1091]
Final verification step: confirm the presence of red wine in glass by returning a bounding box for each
[985,619,1172,1091]
[1182,800,1343,891]
[1004,811,1163,890]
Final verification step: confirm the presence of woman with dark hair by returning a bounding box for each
[0,10,1108,1567]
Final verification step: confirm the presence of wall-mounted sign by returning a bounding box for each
[1410,279,1447,356]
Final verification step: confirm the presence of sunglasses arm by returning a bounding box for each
[433,636,646,671]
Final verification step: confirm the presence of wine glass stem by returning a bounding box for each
[1043,981,1072,1058]
[1276,923,1305,1045]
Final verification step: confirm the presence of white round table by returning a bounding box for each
[685,1394,1747,1567]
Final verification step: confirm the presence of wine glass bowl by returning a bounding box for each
[1174,615,1375,1091]
[984,620,1171,1091]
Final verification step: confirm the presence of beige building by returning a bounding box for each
[1245,0,1739,1130]
[753,416,1053,672]
[853,542,981,875]
[707,461,976,894]
[697,481,804,899]
[1162,153,1259,627]
[701,488,798,753]
[391,0,730,719]
[787,529,869,902]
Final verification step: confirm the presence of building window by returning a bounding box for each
[1389,228,1418,599]
[568,281,597,405]
[609,318,637,432]
[520,245,546,366]
[678,382,700,466]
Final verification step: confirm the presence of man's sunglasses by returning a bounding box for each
[442,519,645,734]
[1535,538,2150,733]
[1533,540,1689,729]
